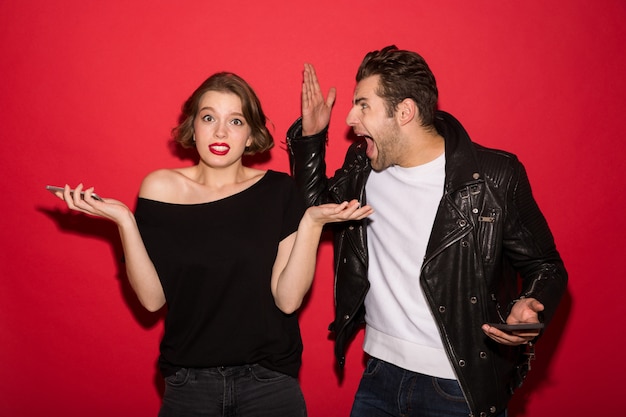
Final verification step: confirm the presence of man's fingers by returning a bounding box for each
[327,87,337,108]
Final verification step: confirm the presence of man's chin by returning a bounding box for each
[370,159,387,172]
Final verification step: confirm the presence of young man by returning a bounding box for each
[287,46,567,417]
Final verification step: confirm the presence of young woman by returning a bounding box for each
[51,72,372,416]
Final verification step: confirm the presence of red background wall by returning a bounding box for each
[2,1,624,415]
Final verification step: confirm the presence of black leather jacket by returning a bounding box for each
[287,110,567,416]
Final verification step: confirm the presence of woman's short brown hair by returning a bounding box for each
[172,72,273,155]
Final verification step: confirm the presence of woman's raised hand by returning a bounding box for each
[306,199,373,226]
[52,183,133,226]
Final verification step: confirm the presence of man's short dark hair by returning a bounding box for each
[357,45,438,128]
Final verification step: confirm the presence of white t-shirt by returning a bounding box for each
[363,152,456,379]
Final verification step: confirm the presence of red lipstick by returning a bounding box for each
[209,143,230,155]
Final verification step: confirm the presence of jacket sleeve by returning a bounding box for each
[286,117,332,207]
[503,160,568,324]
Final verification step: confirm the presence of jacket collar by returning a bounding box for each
[434,110,483,193]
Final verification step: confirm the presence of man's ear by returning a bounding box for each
[397,98,417,126]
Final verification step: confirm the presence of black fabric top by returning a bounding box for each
[135,170,306,378]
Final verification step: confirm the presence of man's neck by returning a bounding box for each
[397,130,445,168]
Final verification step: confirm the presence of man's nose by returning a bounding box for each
[346,107,358,126]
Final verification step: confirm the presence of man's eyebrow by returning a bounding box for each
[353,97,367,105]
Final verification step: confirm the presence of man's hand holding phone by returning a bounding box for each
[482,298,545,346]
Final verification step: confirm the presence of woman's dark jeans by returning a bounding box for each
[158,364,306,417]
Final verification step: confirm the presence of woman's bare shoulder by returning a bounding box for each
[139,168,190,200]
